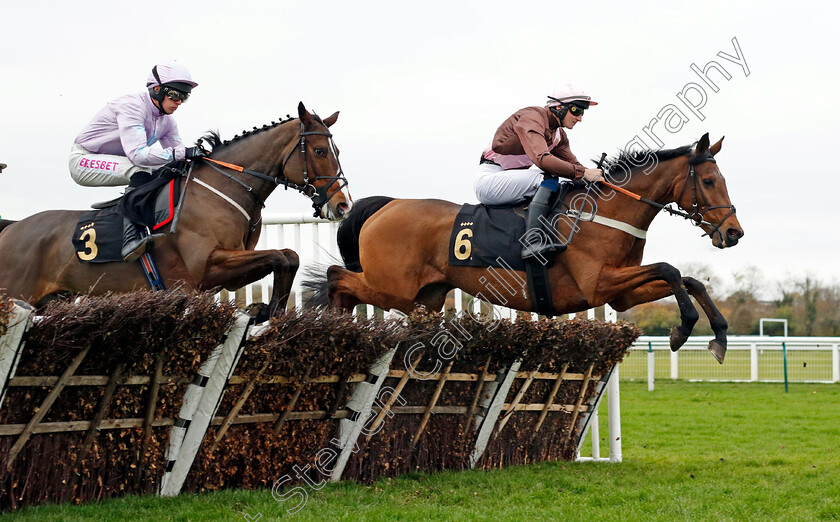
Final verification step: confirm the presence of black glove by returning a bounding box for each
[184,146,207,160]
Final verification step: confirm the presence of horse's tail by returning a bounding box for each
[300,263,334,309]
[301,196,395,308]
[0,219,18,235]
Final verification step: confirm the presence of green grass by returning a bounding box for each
[6,382,840,521]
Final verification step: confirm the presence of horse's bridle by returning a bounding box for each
[199,120,348,225]
[601,153,736,242]
[672,153,737,241]
[278,122,348,217]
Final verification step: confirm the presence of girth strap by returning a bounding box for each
[566,210,648,239]
[524,260,557,317]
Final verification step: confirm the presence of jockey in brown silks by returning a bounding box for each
[475,81,605,260]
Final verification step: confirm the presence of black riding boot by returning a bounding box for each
[521,185,566,261]
[121,218,163,262]
[121,171,163,262]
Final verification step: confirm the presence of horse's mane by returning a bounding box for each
[195,112,326,154]
[601,144,695,177]
[195,116,295,154]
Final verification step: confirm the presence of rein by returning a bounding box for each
[599,153,736,240]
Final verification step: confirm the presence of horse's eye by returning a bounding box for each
[702,178,715,187]
[314,148,328,158]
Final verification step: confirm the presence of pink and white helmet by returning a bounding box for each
[146,60,198,91]
[546,82,597,107]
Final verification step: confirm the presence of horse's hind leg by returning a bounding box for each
[327,266,417,313]
[682,277,728,363]
[414,282,452,312]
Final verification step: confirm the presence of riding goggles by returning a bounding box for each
[568,104,585,117]
[162,86,190,103]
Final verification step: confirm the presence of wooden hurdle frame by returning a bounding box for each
[0,307,624,498]
[0,214,628,504]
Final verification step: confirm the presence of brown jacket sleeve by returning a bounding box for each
[511,111,585,180]
[550,132,586,179]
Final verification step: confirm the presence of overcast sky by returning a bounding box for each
[1,0,838,297]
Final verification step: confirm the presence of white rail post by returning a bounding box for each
[244,278,255,306]
[453,289,464,315]
[832,344,839,383]
[607,367,622,463]
[647,342,655,391]
[670,350,679,380]
[590,409,600,459]
[329,221,339,257]
[293,223,303,309]
[276,223,286,308]
[259,222,271,305]
[750,343,759,382]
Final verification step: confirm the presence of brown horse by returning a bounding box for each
[0,103,350,318]
[307,133,742,362]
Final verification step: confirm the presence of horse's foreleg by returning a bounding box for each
[606,280,673,312]
[604,271,727,363]
[592,263,699,352]
[682,277,728,363]
[204,248,299,317]
[327,266,417,314]
[263,249,299,315]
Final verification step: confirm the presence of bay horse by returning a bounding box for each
[0,103,350,319]
[307,133,742,362]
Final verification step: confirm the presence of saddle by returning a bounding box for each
[448,182,580,317]
[73,165,184,263]
[447,181,578,272]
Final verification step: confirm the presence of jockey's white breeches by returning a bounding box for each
[475,163,569,206]
[68,144,144,187]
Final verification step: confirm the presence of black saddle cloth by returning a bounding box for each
[72,207,123,263]
[447,182,579,272]
[72,164,185,264]
[448,202,529,272]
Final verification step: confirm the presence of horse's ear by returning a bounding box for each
[710,136,724,157]
[323,111,339,128]
[298,102,313,125]
[695,133,710,155]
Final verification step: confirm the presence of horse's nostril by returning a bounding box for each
[727,228,743,239]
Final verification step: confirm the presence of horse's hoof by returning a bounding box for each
[708,339,727,364]
[245,302,271,324]
[669,327,688,352]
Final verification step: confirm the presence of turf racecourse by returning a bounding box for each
[6,381,839,521]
